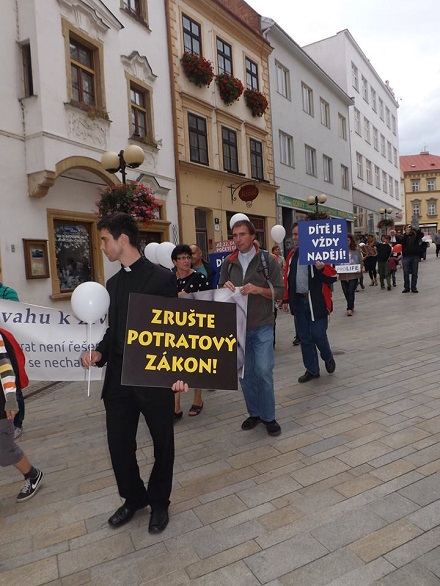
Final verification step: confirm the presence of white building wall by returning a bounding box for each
[304,30,401,232]
[262,20,353,242]
[0,0,177,310]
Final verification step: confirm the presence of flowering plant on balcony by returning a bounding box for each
[243,88,269,117]
[377,218,395,229]
[215,73,244,105]
[181,52,214,87]
[95,182,159,224]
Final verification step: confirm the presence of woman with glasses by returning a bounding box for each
[171,244,211,419]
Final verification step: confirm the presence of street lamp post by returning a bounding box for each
[101,144,145,183]
[378,207,393,236]
[306,194,327,215]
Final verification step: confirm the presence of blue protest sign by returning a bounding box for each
[298,219,349,265]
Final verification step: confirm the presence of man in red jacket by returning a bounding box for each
[282,223,337,383]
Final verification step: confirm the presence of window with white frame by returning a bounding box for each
[338,113,347,140]
[393,147,398,167]
[385,106,391,128]
[351,62,359,91]
[356,152,363,179]
[391,114,397,135]
[373,126,379,150]
[374,165,380,188]
[320,98,330,128]
[411,180,420,192]
[371,87,377,111]
[341,164,349,190]
[412,203,420,216]
[302,83,313,116]
[217,37,233,75]
[362,75,368,102]
[366,159,372,184]
[250,138,263,179]
[394,179,399,198]
[182,13,201,55]
[279,131,294,166]
[222,126,238,173]
[188,112,209,165]
[382,171,388,193]
[428,201,437,215]
[388,175,393,196]
[354,108,361,135]
[387,140,392,162]
[427,178,436,191]
[276,62,290,99]
[323,155,333,183]
[364,117,371,143]
[379,97,384,120]
[245,57,259,90]
[380,134,386,156]
[305,145,317,176]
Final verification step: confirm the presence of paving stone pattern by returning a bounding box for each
[1,251,440,584]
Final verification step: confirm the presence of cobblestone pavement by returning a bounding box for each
[1,250,440,585]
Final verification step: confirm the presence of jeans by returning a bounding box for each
[240,325,275,422]
[295,296,333,375]
[402,255,419,291]
[340,278,358,310]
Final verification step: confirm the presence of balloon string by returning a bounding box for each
[87,322,92,398]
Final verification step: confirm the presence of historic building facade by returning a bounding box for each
[166,0,277,254]
[261,18,354,251]
[1,0,177,309]
[304,30,401,236]
[400,151,440,239]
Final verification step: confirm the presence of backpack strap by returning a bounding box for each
[259,251,275,314]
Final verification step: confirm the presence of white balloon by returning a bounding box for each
[71,282,110,324]
[144,241,159,263]
[229,213,249,230]
[271,224,286,243]
[156,241,175,269]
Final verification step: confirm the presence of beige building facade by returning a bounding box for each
[166,0,277,253]
[400,151,440,239]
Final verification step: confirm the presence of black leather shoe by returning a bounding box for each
[298,371,320,383]
[241,416,261,430]
[411,289,418,293]
[325,357,336,374]
[149,507,169,534]
[402,289,410,293]
[108,505,138,528]
[263,420,281,436]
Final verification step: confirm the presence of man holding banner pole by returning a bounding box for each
[219,220,284,436]
[81,212,184,535]
[282,222,337,384]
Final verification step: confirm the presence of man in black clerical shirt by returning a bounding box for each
[82,213,187,534]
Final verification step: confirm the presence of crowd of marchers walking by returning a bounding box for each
[1,212,433,537]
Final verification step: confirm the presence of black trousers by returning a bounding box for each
[103,380,175,509]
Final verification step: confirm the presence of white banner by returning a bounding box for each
[335,264,361,274]
[0,300,106,381]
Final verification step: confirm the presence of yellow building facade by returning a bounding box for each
[400,152,440,239]
[166,0,277,253]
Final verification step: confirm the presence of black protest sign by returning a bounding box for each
[121,293,238,390]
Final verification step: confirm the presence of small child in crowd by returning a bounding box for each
[0,332,43,502]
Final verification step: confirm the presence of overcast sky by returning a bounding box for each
[246,0,440,156]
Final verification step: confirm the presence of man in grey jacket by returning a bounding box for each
[219,220,284,436]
